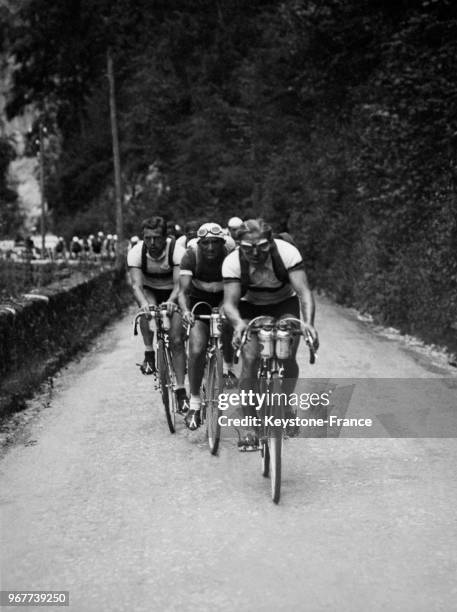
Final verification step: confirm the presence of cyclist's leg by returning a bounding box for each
[188,320,210,396]
[185,319,210,429]
[219,304,237,387]
[276,296,301,395]
[169,308,186,388]
[138,286,159,373]
[138,286,159,342]
[236,301,264,449]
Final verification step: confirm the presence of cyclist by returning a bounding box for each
[222,218,319,449]
[227,217,243,241]
[176,219,200,250]
[178,222,237,430]
[128,216,188,412]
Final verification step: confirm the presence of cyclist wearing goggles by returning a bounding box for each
[179,222,237,429]
[223,218,319,448]
[128,216,188,411]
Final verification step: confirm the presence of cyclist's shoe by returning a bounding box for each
[223,370,238,389]
[140,350,156,375]
[238,432,260,452]
[175,389,189,415]
[185,408,201,431]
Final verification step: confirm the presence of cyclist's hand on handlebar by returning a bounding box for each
[162,301,177,317]
[303,323,319,351]
[232,321,248,349]
[182,310,195,327]
[140,304,153,320]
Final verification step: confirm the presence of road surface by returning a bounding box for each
[1,296,456,611]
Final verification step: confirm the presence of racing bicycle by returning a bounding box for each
[236,316,316,503]
[185,302,225,455]
[134,303,179,434]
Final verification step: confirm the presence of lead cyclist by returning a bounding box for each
[222,218,319,450]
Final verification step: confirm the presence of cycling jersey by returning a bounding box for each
[180,241,235,300]
[222,239,304,305]
[128,238,185,290]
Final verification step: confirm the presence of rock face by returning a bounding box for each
[1,53,40,232]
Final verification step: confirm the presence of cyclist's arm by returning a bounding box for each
[129,267,149,309]
[168,265,181,303]
[288,268,315,326]
[178,274,192,314]
[223,281,244,329]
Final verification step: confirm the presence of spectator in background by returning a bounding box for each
[82,237,90,258]
[54,236,67,260]
[25,236,36,259]
[176,219,200,249]
[166,220,177,238]
[92,232,103,258]
[70,236,82,259]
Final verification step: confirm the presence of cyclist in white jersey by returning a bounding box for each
[128,216,188,412]
[223,218,319,449]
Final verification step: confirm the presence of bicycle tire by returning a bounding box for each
[269,429,282,504]
[261,440,270,477]
[206,349,223,455]
[265,375,284,503]
[157,339,176,434]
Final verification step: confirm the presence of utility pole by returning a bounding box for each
[107,47,124,268]
[37,122,47,258]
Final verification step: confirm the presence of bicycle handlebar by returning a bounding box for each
[183,303,226,336]
[234,316,317,364]
[133,303,177,336]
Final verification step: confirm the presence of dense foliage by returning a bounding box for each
[5,0,457,349]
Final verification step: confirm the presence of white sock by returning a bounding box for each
[144,345,154,352]
[223,361,233,375]
[190,395,201,411]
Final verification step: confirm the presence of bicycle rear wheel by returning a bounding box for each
[206,349,223,455]
[157,339,176,434]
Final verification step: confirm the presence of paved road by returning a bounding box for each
[1,296,456,611]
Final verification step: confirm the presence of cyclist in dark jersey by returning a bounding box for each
[178,222,236,429]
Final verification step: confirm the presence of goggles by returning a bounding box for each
[240,239,270,252]
[197,224,224,239]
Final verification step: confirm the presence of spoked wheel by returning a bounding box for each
[268,430,282,504]
[157,340,176,434]
[206,350,223,455]
[261,376,283,503]
[261,439,270,477]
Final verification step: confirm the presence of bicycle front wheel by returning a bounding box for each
[261,439,270,477]
[269,430,282,504]
[264,375,284,504]
[157,339,176,434]
[206,349,223,455]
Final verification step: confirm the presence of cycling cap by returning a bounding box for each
[197,222,225,240]
[228,216,243,228]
